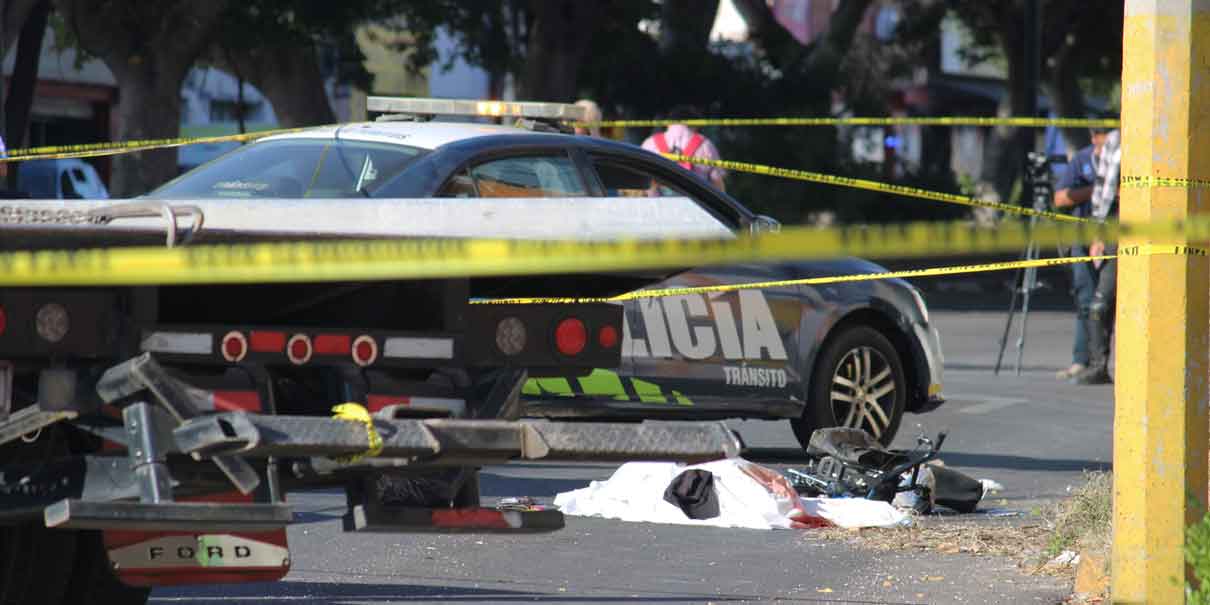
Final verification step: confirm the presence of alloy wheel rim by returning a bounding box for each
[830,346,895,439]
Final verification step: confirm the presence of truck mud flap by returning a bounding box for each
[173,413,743,463]
[98,493,291,588]
[104,530,291,587]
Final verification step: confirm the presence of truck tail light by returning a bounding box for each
[286,334,312,365]
[597,325,618,349]
[249,331,286,353]
[495,317,526,356]
[35,303,70,343]
[352,335,378,366]
[555,318,587,357]
[314,334,351,356]
[221,331,248,363]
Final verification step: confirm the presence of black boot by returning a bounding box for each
[1074,314,1112,385]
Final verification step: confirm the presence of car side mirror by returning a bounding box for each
[750,214,781,236]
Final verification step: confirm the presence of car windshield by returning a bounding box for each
[148,138,426,199]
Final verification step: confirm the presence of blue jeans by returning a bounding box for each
[1070,245,1096,366]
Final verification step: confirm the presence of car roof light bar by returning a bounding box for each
[366,97,587,122]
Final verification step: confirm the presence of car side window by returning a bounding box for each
[593,159,681,198]
[59,171,81,199]
[438,154,587,198]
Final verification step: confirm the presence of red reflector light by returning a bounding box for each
[249,331,286,353]
[431,508,512,529]
[221,331,248,363]
[314,334,351,355]
[352,335,379,367]
[598,325,619,349]
[366,394,409,413]
[555,318,587,356]
[213,390,262,412]
[0,306,6,337]
[286,334,313,365]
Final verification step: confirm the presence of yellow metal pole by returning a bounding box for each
[1115,1,1210,602]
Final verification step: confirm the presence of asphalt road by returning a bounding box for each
[152,310,1108,604]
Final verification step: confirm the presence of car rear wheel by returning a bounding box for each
[792,325,906,448]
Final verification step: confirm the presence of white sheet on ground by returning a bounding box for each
[553,459,910,530]
[801,496,912,529]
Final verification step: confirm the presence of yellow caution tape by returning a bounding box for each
[583,116,1120,129]
[4,216,1210,287]
[1120,175,1210,189]
[471,244,1210,305]
[330,402,384,463]
[1118,243,1210,257]
[664,153,1089,224]
[469,255,1114,305]
[0,127,313,164]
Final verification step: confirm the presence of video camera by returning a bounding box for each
[1023,151,1068,212]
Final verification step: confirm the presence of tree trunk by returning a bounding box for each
[659,0,719,55]
[110,72,185,196]
[218,44,335,128]
[5,0,48,190]
[733,0,872,105]
[984,5,1027,207]
[1045,42,1089,154]
[520,0,602,101]
[55,0,229,197]
[0,0,42,145]
[732,0,807,70]
[0,0,40,60]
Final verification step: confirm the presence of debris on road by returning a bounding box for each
[554,458,910,530]
[496,496,548,512]
[785,428,999,515]
[818,520,1053,560]
[1043,550,1081,571]
[552,427,1014,532]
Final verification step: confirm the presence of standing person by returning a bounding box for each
[641,105,727,192]
[1073,128,1121,385]
[573,99,603,138]
[1051,126,1111,380]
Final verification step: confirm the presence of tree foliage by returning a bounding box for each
[908,0,1124,203]
[390,1,606,101]
[395,0,966,224]
[205,0,402,127]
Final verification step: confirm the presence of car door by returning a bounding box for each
[434,150,589,199]
[581,154,808,415]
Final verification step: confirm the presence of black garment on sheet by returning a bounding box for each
[663,469,720,520]
[930,466,985,514]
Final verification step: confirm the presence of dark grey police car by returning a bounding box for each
[145,98,945,448]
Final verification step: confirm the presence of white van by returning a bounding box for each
[17,158,109,199]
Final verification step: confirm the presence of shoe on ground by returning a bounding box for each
[1072,367,1112,385]
[1055,363,1086,380]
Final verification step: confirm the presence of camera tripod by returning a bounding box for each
[993,153,1065,376]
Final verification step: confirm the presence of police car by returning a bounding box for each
[145,97,944,447]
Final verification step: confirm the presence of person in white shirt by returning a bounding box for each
[1073,129,1120,385]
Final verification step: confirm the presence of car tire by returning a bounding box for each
[792,325,907,448]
